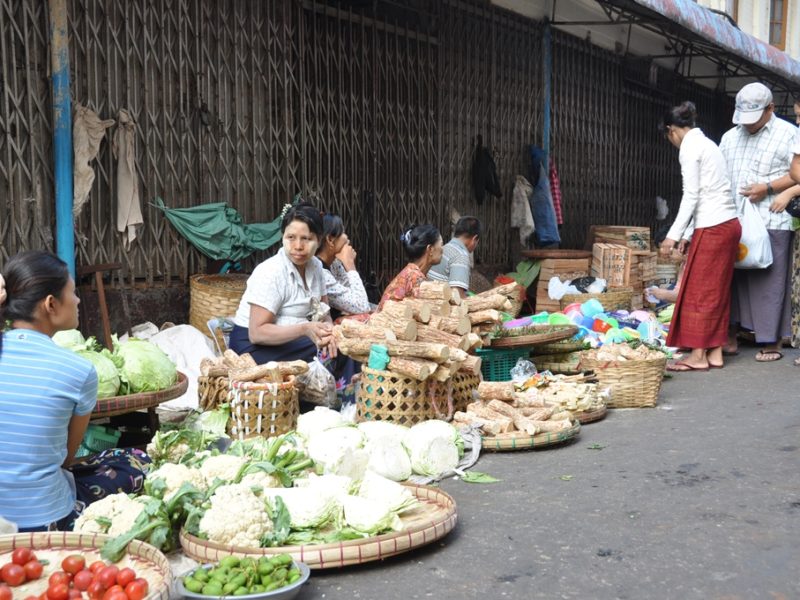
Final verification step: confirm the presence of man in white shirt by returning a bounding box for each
[719,83,798,362]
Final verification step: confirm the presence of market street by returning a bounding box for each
[308,345,800,600]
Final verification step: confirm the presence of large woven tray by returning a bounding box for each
[179,484,457,569]
[482,419,581,451]
[92,371,188,418]
[490,325,577,348]
[0,532,171,600]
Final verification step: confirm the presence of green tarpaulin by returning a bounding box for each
[154,197,283,262]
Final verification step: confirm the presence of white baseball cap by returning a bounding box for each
[732,83,773,125]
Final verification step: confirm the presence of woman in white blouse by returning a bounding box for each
[659,101,741,372]
[315,214,373,321]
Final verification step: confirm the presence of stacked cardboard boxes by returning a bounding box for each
[534,257,591,312]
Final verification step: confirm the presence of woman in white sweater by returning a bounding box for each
[659,101,741,371]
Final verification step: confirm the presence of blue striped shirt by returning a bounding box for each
[0,330,97,528]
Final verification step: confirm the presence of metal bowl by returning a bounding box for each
[177,562,310,600]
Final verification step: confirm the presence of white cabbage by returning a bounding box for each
[307,425,369,481]
[293,473,355,499]
[364,436,412,482]
[263,487,342,530]
[341,495,403,535]
[403,420,461,478]
[357,421,409,446]
[297,407,345,439]
[358,471,418,514]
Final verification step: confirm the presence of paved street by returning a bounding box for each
[307,346,800,600]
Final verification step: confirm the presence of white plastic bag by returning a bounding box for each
[736,200,773,269]
[297,357,338,409]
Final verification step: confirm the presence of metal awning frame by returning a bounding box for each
[549,0,799,113]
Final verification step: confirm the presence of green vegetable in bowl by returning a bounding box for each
[182,554,303,596]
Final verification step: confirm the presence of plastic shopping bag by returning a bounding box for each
[296,356,338,408]
[735,199,773,269]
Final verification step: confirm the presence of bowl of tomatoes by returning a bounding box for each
[0,533,170,600]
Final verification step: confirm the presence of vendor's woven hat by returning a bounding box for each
[732,82,772,125]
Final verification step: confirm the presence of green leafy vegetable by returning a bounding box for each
[114,338,177,393]
[460,471,501,484]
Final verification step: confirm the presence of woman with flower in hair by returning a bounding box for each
[379,224,444,309]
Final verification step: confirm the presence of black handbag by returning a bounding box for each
[786,196,800,218]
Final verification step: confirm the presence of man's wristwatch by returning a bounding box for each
[766,182,775,196]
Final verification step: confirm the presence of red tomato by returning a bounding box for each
[114,570,135,589]
[86,581,106,600]
[101,585,123,600]
[24,560,44,581]
[123,579,147,600]
[48,573,71,588]
[68,591,83,600]
[72,570,93,592]
[0,584,12,600]
[11,549,33,566]
[88,563,106,576]
[61,556,85,576]
[107,594,126,600]
[95,569,118,590]
[46,584,70,600]
[2,563,26,587]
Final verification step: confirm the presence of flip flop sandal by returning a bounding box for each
[708,363,724,369]
[755,351,783,362]
[666,361,710,372]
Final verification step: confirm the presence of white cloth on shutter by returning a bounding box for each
[511,175,535,247]
[72,104,114,218]
[113,109,143,248]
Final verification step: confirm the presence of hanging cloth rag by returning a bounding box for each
[113,109,143,248]
[153,198,284,262]
[511,175,535,247]
[528,146,561,247]
[471,135,502,204]
[72,104,115,219]
[549,158,563,226]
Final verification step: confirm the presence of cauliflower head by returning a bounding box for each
[73,493,152,536]
[199,454,248,486]
[198,483,272,548]
[148,462,206,500]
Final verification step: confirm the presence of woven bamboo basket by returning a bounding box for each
[490,325,578,348]
[229,377,299,439]
[0,533,171,600]
[198,375,231,411]
[533,352,583,374]
[427,371,480,421]
[189,273,249,335]
[92,372,189,418]
[532,337,588,355]
[356,367,434,426]
[575,405,608,424]
[559,287,634,311]
[179,484,457,569]
[577,353,667,408]
[482,419,581,452]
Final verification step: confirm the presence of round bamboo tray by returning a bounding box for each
[532,338,588,355]
[482,419,581,452]
[0,533,171,600]
[490,325,577,348]
[575,405,608,424]
[92,371,188,418]
[533,352,583,374]
[559,287,633,312]
[179,484,457,569]
[189,273,249,334]
[520,249,592,259]
[578,353,667,408]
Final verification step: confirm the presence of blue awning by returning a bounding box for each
[629,0,800,85]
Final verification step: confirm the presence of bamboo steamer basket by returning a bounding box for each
[189,274,249,335]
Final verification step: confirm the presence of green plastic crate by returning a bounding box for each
[476,347,532,382]
[75,424,121,458]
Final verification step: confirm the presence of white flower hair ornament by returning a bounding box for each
[279,203,293,219]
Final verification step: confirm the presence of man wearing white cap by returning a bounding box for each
[719,82,798,362]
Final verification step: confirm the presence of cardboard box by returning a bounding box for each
[535,258,591,312]
[593,226,651,252]
[591,243,632,288]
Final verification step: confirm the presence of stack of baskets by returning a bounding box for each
[578,352,667,408]
[532,338,588,375]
